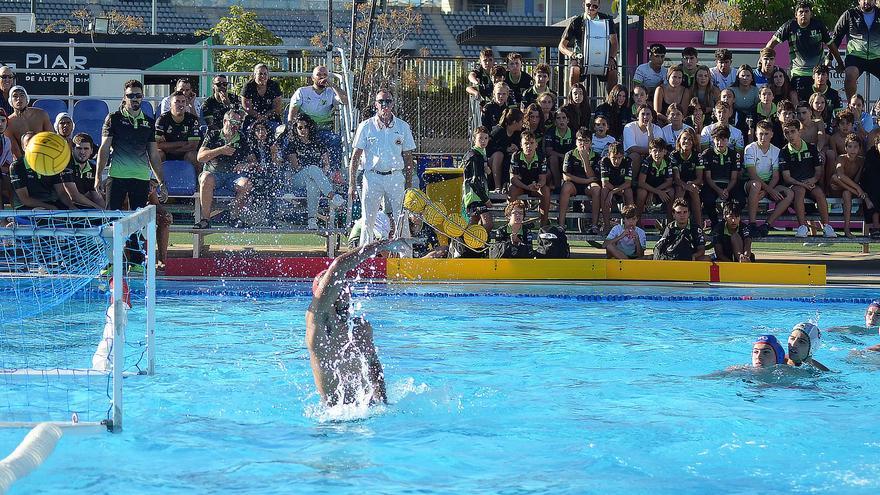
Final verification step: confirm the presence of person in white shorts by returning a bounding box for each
[348,89,415,249]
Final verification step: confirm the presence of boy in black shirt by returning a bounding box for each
[653,198,709,260]
[700,125,744,227]
[508,130,551,226]
[558,128,601,232]
[155,90,202,171]
[504,53,534,109]
[599,142,634,228]
[70,133,105,208]
[461,126,493,231]
[636,137,674,218]
[779,120,836,237]
[712,201,753,262]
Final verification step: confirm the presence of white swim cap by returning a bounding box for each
[792,322,821,358]
[8,85,27,107]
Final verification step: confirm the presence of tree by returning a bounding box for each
[197,6,302,95]
[733,0,852,32]
[42,8,144,34]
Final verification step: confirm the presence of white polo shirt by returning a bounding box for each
[290,86,341,126]
[700,123,745,152]
[743,142,780,182]
[352,116,416,173]
[622,121,663,152]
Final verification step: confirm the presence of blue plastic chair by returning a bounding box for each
[140,100,154,119]
[162,160,197,196]
[72,99,109,122]
[76,118,104,147]
[33,99,68,123]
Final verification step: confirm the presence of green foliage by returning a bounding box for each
[197,6,303,94]
[732,0,850,32]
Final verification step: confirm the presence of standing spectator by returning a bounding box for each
[503,53,533,109]
[521,63,556,107]
[558,128,601,231]
[680,47,700,88]
[158,78,203,117]
[670,128,703,227]
[461,126,493,232]
[287,65,348,170]
[155,90,202,171]
[743,120,794,237]
[242,63,283,130]
[623,104,663,181]
[768,2,840,96]
[599,141,634,228]
[632,44,668,97]
[594,84,631,139]
[729,65,759,115]
[831,0,880,99]
[0,109,12,207]
[508,131,551,226]
[700,125,744,227]
[194,109,253,229]
[348,89,415,247]
[709,49,736,90]
[653,198,708,261]
[559,0,619,92]
[0,66,15,115]
[70,132,106,209]
[778,120,836,238]
[487,108,524,192]
[202,74,241,132]
[753,48,778,86]
[467,48,497,102]
[95,80,167,212]
[284,114,345,230]
[481,82,510,130]
[54,113,74,143]
[795,64,842,112]
[5,86,52,158]
[604,203,646,259]
[654,65,691,126]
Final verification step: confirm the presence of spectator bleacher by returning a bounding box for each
[442,12,544,58]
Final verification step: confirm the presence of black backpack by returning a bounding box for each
[534,225,570,258]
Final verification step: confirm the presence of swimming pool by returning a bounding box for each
[2,281,880,494]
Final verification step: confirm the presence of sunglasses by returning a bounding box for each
[587,3,600,9]
[125,93,143,99]
[0,75,14,80]
[214,82,228,87]
[376,99,394,106]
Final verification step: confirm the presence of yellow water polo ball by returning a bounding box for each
[463,224,488,250]
[424,202,447,227]
[25,132,71,176]
[442,213,467,238]
[403,188,429,214]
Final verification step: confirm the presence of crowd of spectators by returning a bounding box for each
[467,0,880,262]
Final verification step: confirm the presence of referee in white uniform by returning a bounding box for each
[349,89,416,248]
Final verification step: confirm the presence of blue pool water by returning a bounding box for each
[3,282,880,494]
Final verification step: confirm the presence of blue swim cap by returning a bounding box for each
[754,334,785,364]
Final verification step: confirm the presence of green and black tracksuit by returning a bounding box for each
[461,146,491,216]
[833,7,880,77]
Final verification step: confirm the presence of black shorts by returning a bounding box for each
[790,75,813,94]
[845,55,880,79]
[106,177,150,210]
[645,176,668,189]
[565,181,594,196]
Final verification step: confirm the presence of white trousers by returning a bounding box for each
[359,170,411,252]
[293,165,333,220]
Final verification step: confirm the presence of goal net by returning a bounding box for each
[0,207,157,433]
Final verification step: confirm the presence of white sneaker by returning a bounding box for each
[307,218,318,230]
[329,194,345,209]
[795,225,808,238]
[823,224,837,238]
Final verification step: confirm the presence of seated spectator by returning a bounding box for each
[503,52,533,109]
[861,136,880,238]
[691,66,720,113]
[0,66,14,116]
[604,203,646,259]
[54,112,74,144]
[487,107,523,192]
[630,85,651,121]
[287,65,347,170]
[623,104,663,180]
[636,138,674,218]
[523,103,546,149]
[521,63,556,107]
[830,133,869,237]
[508,131,550,226]
[466,48,497,102]
[701,125,744,228]
[155,90,202,172]
[202,74,241,132]
[564,83,591,130]
[743,120,793,237]
[537,92,556,130]
[770,67,797,104]
[282,115,345,230]
[718,89,750,140]
[653,197,709,260]
[0,109,13,207]
[829,109,856,159]
[10,131,100,210]
[778,120,836,238]
[248,120,282,207]
[809,91,834,133]
[753,47,778,86]
[771,100,798,149]
[712,201,753,262]
[752,85,777,140]
[505,199,527,247]
[847,93,874,136]
[795,64,841,112]
[600,141,634,229]
[632,43,668,97]
[660,103,693,147]
[158,78,203,117]
[685,98,708,137]
[194,109,253,229]
[481,82,510,130]
[794,101,826,164]
[700,102,745,155]
[591,115,616,156]
[679,46,700,88]
[461,126,493,232]
[729,65,759,115]
[670,128,704,228]
[594,84,631,139]
[242,63,283,130]
[709,48,736,90]
[654,65,691,126]
[544,109,575,188]
[69,133,106,208]
[558,128,601,232]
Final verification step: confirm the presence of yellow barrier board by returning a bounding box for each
[384,258,826,285]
